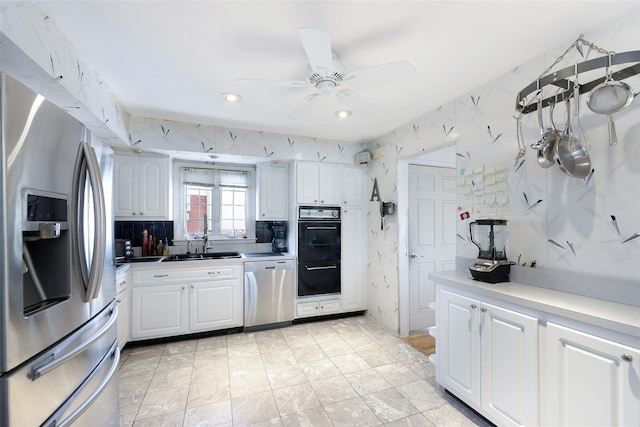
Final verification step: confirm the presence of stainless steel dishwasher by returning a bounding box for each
[244,259,295,329]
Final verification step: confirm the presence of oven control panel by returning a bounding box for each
[298,206,340,220]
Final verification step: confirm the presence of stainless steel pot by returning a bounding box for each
[554,98,591,178]
[536,100,559,168]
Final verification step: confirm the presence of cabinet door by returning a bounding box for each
[480,302,539,426]
[113,155,139,217]
[189,279,243,331]
[131,284,188,339]
[296,162,319,204]
[257,164,288,220]
[138,156,168,218]
[437,290,481,405]
[319,298,341,314]
[116,289,130,350]
[296,300,319,318]
[341,206,366,312]
[342,166,365,206]
[318,164,342,205]
[545,322,640,427]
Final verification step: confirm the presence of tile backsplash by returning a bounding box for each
[115,221,174,247]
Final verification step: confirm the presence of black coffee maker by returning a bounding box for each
[271,222,287,252]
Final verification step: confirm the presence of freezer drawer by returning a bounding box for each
[0,302,119,427]
[244,260,295,328]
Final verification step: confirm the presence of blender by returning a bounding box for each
[469,219,514,283]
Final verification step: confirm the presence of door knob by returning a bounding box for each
[410,253,417,258]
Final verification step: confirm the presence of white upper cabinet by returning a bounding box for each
[114,153,169,219]
[256,163,288,220]
[296,162,341,205]
[342,166,366,206]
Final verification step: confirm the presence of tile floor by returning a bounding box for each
[118,315,492,426]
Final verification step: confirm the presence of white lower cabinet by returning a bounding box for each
[437,287,539,427]
[130,264,243,340]
[131,283,189,339]
[544,322,640,427]
[189,279,243,332]
[296,297,341,318]
[115,268,130,350]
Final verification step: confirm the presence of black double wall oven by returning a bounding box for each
[297,206,341,297]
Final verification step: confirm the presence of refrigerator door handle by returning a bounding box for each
[72,142,107,302]
[41,340,120,427]
[28,303,118,380]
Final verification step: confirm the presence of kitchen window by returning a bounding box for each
[176,164,255,240]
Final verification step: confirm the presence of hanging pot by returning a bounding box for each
[586,52,634,145]
[554,97,591,178]
[536,100,559,168]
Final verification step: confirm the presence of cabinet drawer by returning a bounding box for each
[133,265,240,285]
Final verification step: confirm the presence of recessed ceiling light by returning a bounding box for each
[335,110,352,119]
[221,92,242,103]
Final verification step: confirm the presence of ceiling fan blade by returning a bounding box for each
[335,89,377,117]
[287,93,322,120]
[298,28,334,75]
[342,60,417,86]
[237,78,307,88]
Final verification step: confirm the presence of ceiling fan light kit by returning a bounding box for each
[238,27,417,119]
[221,92,242,103]
[335,110,352,119]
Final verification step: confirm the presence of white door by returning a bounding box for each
[408,164,456,331]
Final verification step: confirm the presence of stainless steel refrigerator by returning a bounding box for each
[0,73,119,426]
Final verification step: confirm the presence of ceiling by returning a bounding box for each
[34,1,636,144]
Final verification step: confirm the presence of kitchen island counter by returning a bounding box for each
[429,270,639,341]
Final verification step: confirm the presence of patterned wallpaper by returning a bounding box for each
[128,116,366,164]
[366,7,640,332]
[0,2,128,144]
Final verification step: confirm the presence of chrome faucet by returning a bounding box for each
[203,213,208,254]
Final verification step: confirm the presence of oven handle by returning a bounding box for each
[305,265,338,271]
[305,226,338,230]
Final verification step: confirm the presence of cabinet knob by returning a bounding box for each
[191,285,194,289]
[320,200,324,203]
[262,213,265,216]
[132,212,136,215]
[182,286,185,290]
[314,200,318,203]
[621,354,633,362]
[480,307,487,312]
[140,212,143,215]
[470,304,477,309]
[116,298,121,304]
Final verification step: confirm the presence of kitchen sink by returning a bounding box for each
[127,256,165,263]
[163,251,241,261]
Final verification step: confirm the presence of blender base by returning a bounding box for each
[469,262,511,283]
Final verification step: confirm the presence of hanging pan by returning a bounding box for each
[586,52,634,145]
[554,97,591,178]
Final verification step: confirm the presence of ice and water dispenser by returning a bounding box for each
[22,192,71,316]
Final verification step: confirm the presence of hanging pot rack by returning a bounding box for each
[516,48,640,114]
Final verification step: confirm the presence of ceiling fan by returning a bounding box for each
[237,28,417,119]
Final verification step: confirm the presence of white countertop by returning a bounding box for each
[430,271,640,340]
